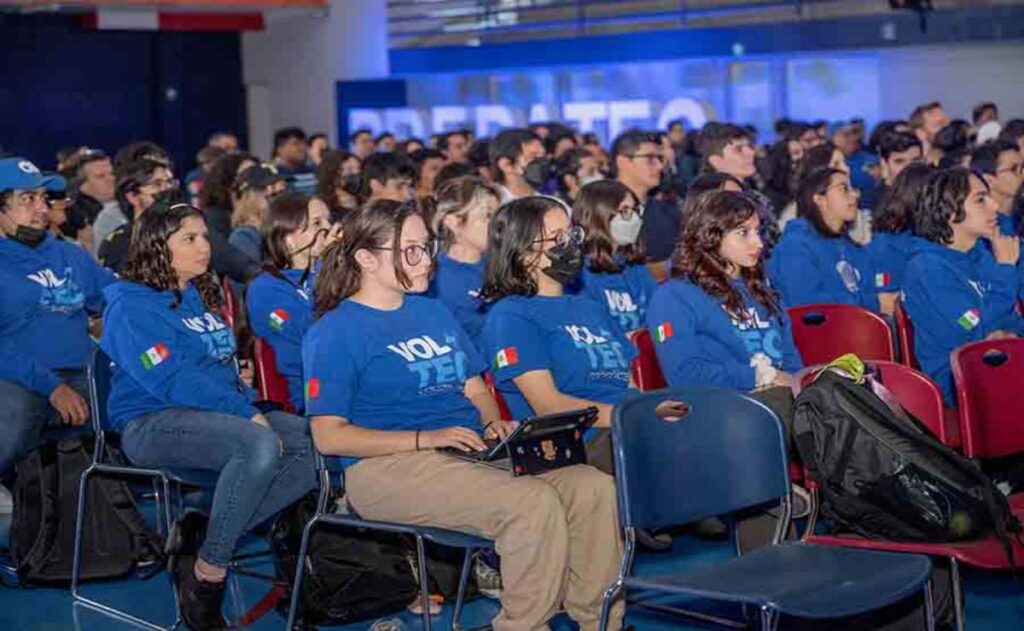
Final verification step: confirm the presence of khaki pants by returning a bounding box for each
[345,451,625,631]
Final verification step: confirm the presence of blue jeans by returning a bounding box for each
[0,370,90,475]
[121,409,316,567]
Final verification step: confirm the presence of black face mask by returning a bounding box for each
[342,174,361,196]
[523,158,552,190]
[149,188,183,210]
[541,241,583,285]
[12,224,48,248]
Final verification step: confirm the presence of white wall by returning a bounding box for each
[241,0,388,159]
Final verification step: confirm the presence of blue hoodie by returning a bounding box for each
[101,281,257,431]
[426,253,488,343]
[0,235,114,395]
[769,218,879,310]
[246,269,315,412]
[572,260,657,333]
[903,239,1024,406]
[866,231,928,293]
[646,277,803,390]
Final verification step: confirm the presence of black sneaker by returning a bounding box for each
[177,567,229,630]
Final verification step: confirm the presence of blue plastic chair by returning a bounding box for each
[598,388,936,631]
[285,450,495,631]
[71,346,220,630]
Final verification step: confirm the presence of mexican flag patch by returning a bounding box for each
[957,309,981,331]
[493,347,519,370]
[140,343,170,369]
[269,308,289,331]
[874,272,891,288]
[305,378,321,401]
[654,322,674,343]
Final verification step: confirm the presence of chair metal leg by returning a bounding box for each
[451,547,475,631]
[950,557,965,631]
[598,580,623,631]
[70,464,93,601]
[924,580,936,631]
[415,535,433,631]
[285,515,320,630]
[759,605,778,631]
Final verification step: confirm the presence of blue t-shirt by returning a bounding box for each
[427,253,488,343]
[769,218,879,311]
[903,240,1024,406]
[866,231,927,293]
[646,277,802,390]
[481,294,637,422]
[276,163,318,195]
[302,296,486,468]
[573,261,657,333]
[246,268,315,412]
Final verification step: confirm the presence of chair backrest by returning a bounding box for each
[951,339,1024,458]
[794,361,950,445]
[220,276,238,329]
[253,337,296,413]
[87,345,115,436]
[611,388,789,530]
[483,371,513,421]
[788,303,896,366]
[893,297,918,369]
[629,328,667,392]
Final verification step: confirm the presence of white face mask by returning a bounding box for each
[579,173,604,187]
[609,212,644,246]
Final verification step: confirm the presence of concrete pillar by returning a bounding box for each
[241,0,389,159]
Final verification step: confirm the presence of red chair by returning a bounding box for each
[629,328,666,391]
[893,297,919,369]
[253,338,295,414]
[483,371,514,421]
[951,338,1024,460]
[221,276,239,329]
[797,360,1022,630]
[788,304,896,366]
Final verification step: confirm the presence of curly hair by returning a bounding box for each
[671,190,781,321]
[479,196,565,302]
[313,199,416,319]
[912,167,982,245]
[197,152,256,210]
[873,163,934,234]
[122,201,222,311]
[574,179,644,274]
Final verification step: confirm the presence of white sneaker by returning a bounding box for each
[473,555,502,600]
[0,484,12,515]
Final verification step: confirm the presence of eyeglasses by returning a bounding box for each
[144,177,179,191]
[826,182,858,196]
[629,153,666,165]
[996,164,1024,176]
[371,239,439,266]
[532,225,584,248]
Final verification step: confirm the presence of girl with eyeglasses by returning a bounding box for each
[99,203,316,630]
[769,167,886,312]
[479,196,637,469]
[424,176,501,344]
[303,199,624,631]
[571,180,656,334]
[245,193,340,412]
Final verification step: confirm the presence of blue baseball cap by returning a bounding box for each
[0,157,66,193]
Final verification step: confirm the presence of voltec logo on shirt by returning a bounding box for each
[730,307,784,363]
[835,260,862,294]
[140,344,170,369]
[957,309,981,331]
[387,334,469,392]
[875,272,891,288]
[27,267,86,314]
[604,289,641,331]
[654,322,673,343]
[564,325,629,373]
[182,312,236,361]
[493,347,519,370]
[269,309,289,331]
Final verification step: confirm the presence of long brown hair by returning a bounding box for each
[122,201,222,311]
[313,199,417,318]
[574,179,644,273]
[671,191,780,320]
[262,192,313,275]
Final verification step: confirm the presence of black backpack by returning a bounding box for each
[270,494,419,627]
[9,436,165,586]
[794,366,1021,555]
